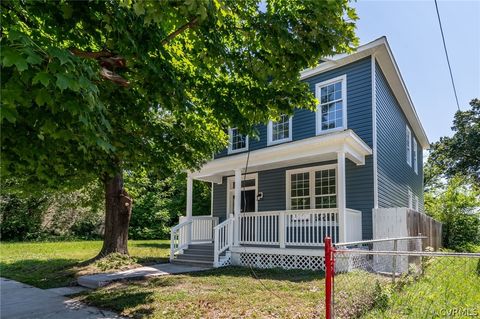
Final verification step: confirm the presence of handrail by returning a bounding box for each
[170,220,193,261]
[213,215,234,267]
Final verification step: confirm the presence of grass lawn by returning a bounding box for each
[0,240,170,288]
[362,257,480,318]
[80,267,387,319]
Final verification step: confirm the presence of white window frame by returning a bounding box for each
[226,173,258,216]
[406,125,412,166]
[267,115,292,146]
[414,194,419,211]
[315,75,347,135]
[413,138,418,174]
[285,164,338,210]
[228,128,249,154]
[408,188,413,209]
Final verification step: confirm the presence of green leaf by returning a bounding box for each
[2,47,28,72]
[48,47,71,65]
[32,72,51,87]
[55,74,70,91]
[35,89,52,106]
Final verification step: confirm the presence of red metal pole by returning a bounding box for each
[325,236,333,319]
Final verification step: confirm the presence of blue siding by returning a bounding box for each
[215,57,373,159]
[376,62,424,211]
[212,177,227,221]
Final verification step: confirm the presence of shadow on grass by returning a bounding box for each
[0,258,81,289]
[184,265,325,283]
[83,289,155,318]
[133,242,170,249]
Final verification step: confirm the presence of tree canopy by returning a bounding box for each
[427,98,480,187]
[2,0,358,189]
[1,0,358,255]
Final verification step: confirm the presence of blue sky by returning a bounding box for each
[352,0,480,142]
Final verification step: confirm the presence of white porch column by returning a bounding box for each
[234,168,242,246]
[186,174,193,244]
[337,151,347,243]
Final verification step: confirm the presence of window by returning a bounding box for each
[287,165,337,210]
[314,169,337,208]
[228,128,248,154]
[290,172,310,210]
[408,188,413,209]
[316,75,346,134]
[413,138,418,174]
[267,114,292,145]
[406,125,412,166]
[414,195,419,211]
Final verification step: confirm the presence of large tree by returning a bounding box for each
[427,98,480,187]
[1,0,358,256]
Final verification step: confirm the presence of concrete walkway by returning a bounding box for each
[78,263,211,288]
[0,278,124,319]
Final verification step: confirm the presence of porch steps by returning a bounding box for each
[172,243,215,267]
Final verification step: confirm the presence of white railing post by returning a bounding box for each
[170,231,175,261]
[234,168,242,246]
[186,174,193,245]
[337,151,347,243]
[279,212,286,248]
[228,214,234,247]
[214,227,219,267]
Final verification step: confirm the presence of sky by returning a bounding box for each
[351,0,480,143]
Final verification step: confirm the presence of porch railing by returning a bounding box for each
[239,209,339,247]
[170,215,219,261]
[213,214,234,267]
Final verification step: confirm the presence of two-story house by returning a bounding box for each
[169,37,429,270]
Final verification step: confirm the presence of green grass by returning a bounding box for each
[362,257,480,318]
[0,240,170,288]
[80,267,387,319]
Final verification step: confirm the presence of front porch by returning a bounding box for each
[170,129,371,269]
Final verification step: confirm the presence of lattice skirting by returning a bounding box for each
[237,252,325,271]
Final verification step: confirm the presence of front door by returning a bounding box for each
[227,174,257,216]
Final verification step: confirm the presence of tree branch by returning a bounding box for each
[161,17,199,46]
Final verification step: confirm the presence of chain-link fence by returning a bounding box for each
[325,237,480,319]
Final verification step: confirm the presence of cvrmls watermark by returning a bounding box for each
[439,308,478,317]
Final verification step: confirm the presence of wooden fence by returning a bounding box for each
[406,209,442,250]
[373,207,442,250]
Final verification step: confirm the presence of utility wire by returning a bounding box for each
[434,0,461,111]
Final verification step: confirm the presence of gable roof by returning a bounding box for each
[300,37,430,149]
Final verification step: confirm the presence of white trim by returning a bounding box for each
[267,115,293,146]
[413,138,418,174]
[372,55,379,209]
[406,125,412,167]
[227,128,249,154]
[285,164,338,210]
[226,173,258,217]
[315,74,348,135]
[191,129,372,182]
[300,37,429,149]
[408,188,413,209]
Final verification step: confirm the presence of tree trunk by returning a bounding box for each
[97,171,132,257]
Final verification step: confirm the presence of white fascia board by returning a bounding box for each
[190,130,372,180]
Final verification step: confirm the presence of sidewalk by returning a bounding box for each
[0,278,124,319]
[78,262,210,288]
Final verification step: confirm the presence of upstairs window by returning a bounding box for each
[316,75,347,134]
[228,128,248,154]
[267,114,292,145]
[406,125,412,166]
[413,138,418,174]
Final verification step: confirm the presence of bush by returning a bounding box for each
[0,195,46,241]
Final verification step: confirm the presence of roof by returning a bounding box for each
[300,37,430,149]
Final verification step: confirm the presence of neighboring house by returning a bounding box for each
[170,37,429,270]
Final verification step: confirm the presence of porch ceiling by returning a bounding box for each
[191,129,372,183]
